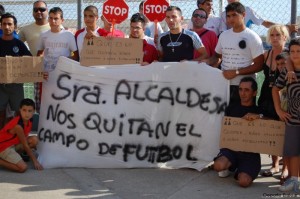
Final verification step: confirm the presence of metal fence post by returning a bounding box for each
[290,0,297,39]
[218,0,223,16]
[77,0,82,29]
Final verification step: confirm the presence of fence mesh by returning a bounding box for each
[1,0,300,99]
[3,0,299,37]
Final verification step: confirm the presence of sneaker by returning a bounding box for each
[278,178,299,192]
[218,170,230,178]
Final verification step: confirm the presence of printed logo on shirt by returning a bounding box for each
[13,46,19,54]
[167,42,182,47]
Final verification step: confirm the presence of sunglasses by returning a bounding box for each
[33,7,47,13]
[193,13,207,19]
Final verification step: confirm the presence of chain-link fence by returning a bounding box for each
[1,0,300,99]
[3,0,299,37]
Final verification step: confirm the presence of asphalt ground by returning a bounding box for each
[1,154,299,199]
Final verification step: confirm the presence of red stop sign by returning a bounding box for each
[102,0,129,24]
[143,0,170,22]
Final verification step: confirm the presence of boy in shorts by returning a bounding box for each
[0,99,43,172]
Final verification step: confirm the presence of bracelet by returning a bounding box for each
[287,71,295,73]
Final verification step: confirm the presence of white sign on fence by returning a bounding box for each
[37,57,229,170]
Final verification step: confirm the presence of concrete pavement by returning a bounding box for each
[0,154,297,199]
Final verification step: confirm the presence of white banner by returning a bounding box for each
[37,57,229,170]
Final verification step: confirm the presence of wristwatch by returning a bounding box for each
[235,69,239,75]
[259,114,263,119]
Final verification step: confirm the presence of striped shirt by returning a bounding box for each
[275,69,300,125]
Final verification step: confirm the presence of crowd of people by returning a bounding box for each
[0,0,300,193]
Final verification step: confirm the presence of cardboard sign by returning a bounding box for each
[220,116,285,156]
[80,37,144,66]
[37,57,229,170]
[0,56,43,83]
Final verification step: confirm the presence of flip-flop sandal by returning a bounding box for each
[261,168,280,177]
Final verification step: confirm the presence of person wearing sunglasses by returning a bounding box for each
[19,1,49,56]
[18,1,50,115]
[191,8,218,59]
[187,0,221,36]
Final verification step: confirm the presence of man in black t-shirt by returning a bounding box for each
[213,77,263,188]
[0,13,31,128]
[157,6,207,62]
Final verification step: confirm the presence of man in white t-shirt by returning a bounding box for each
[203,2,264,105]
[37,7,78,72]
[187,0,221,36]
[36,7,78,113]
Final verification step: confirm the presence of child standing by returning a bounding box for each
[0,99,43,172]
[272,38,300,192]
